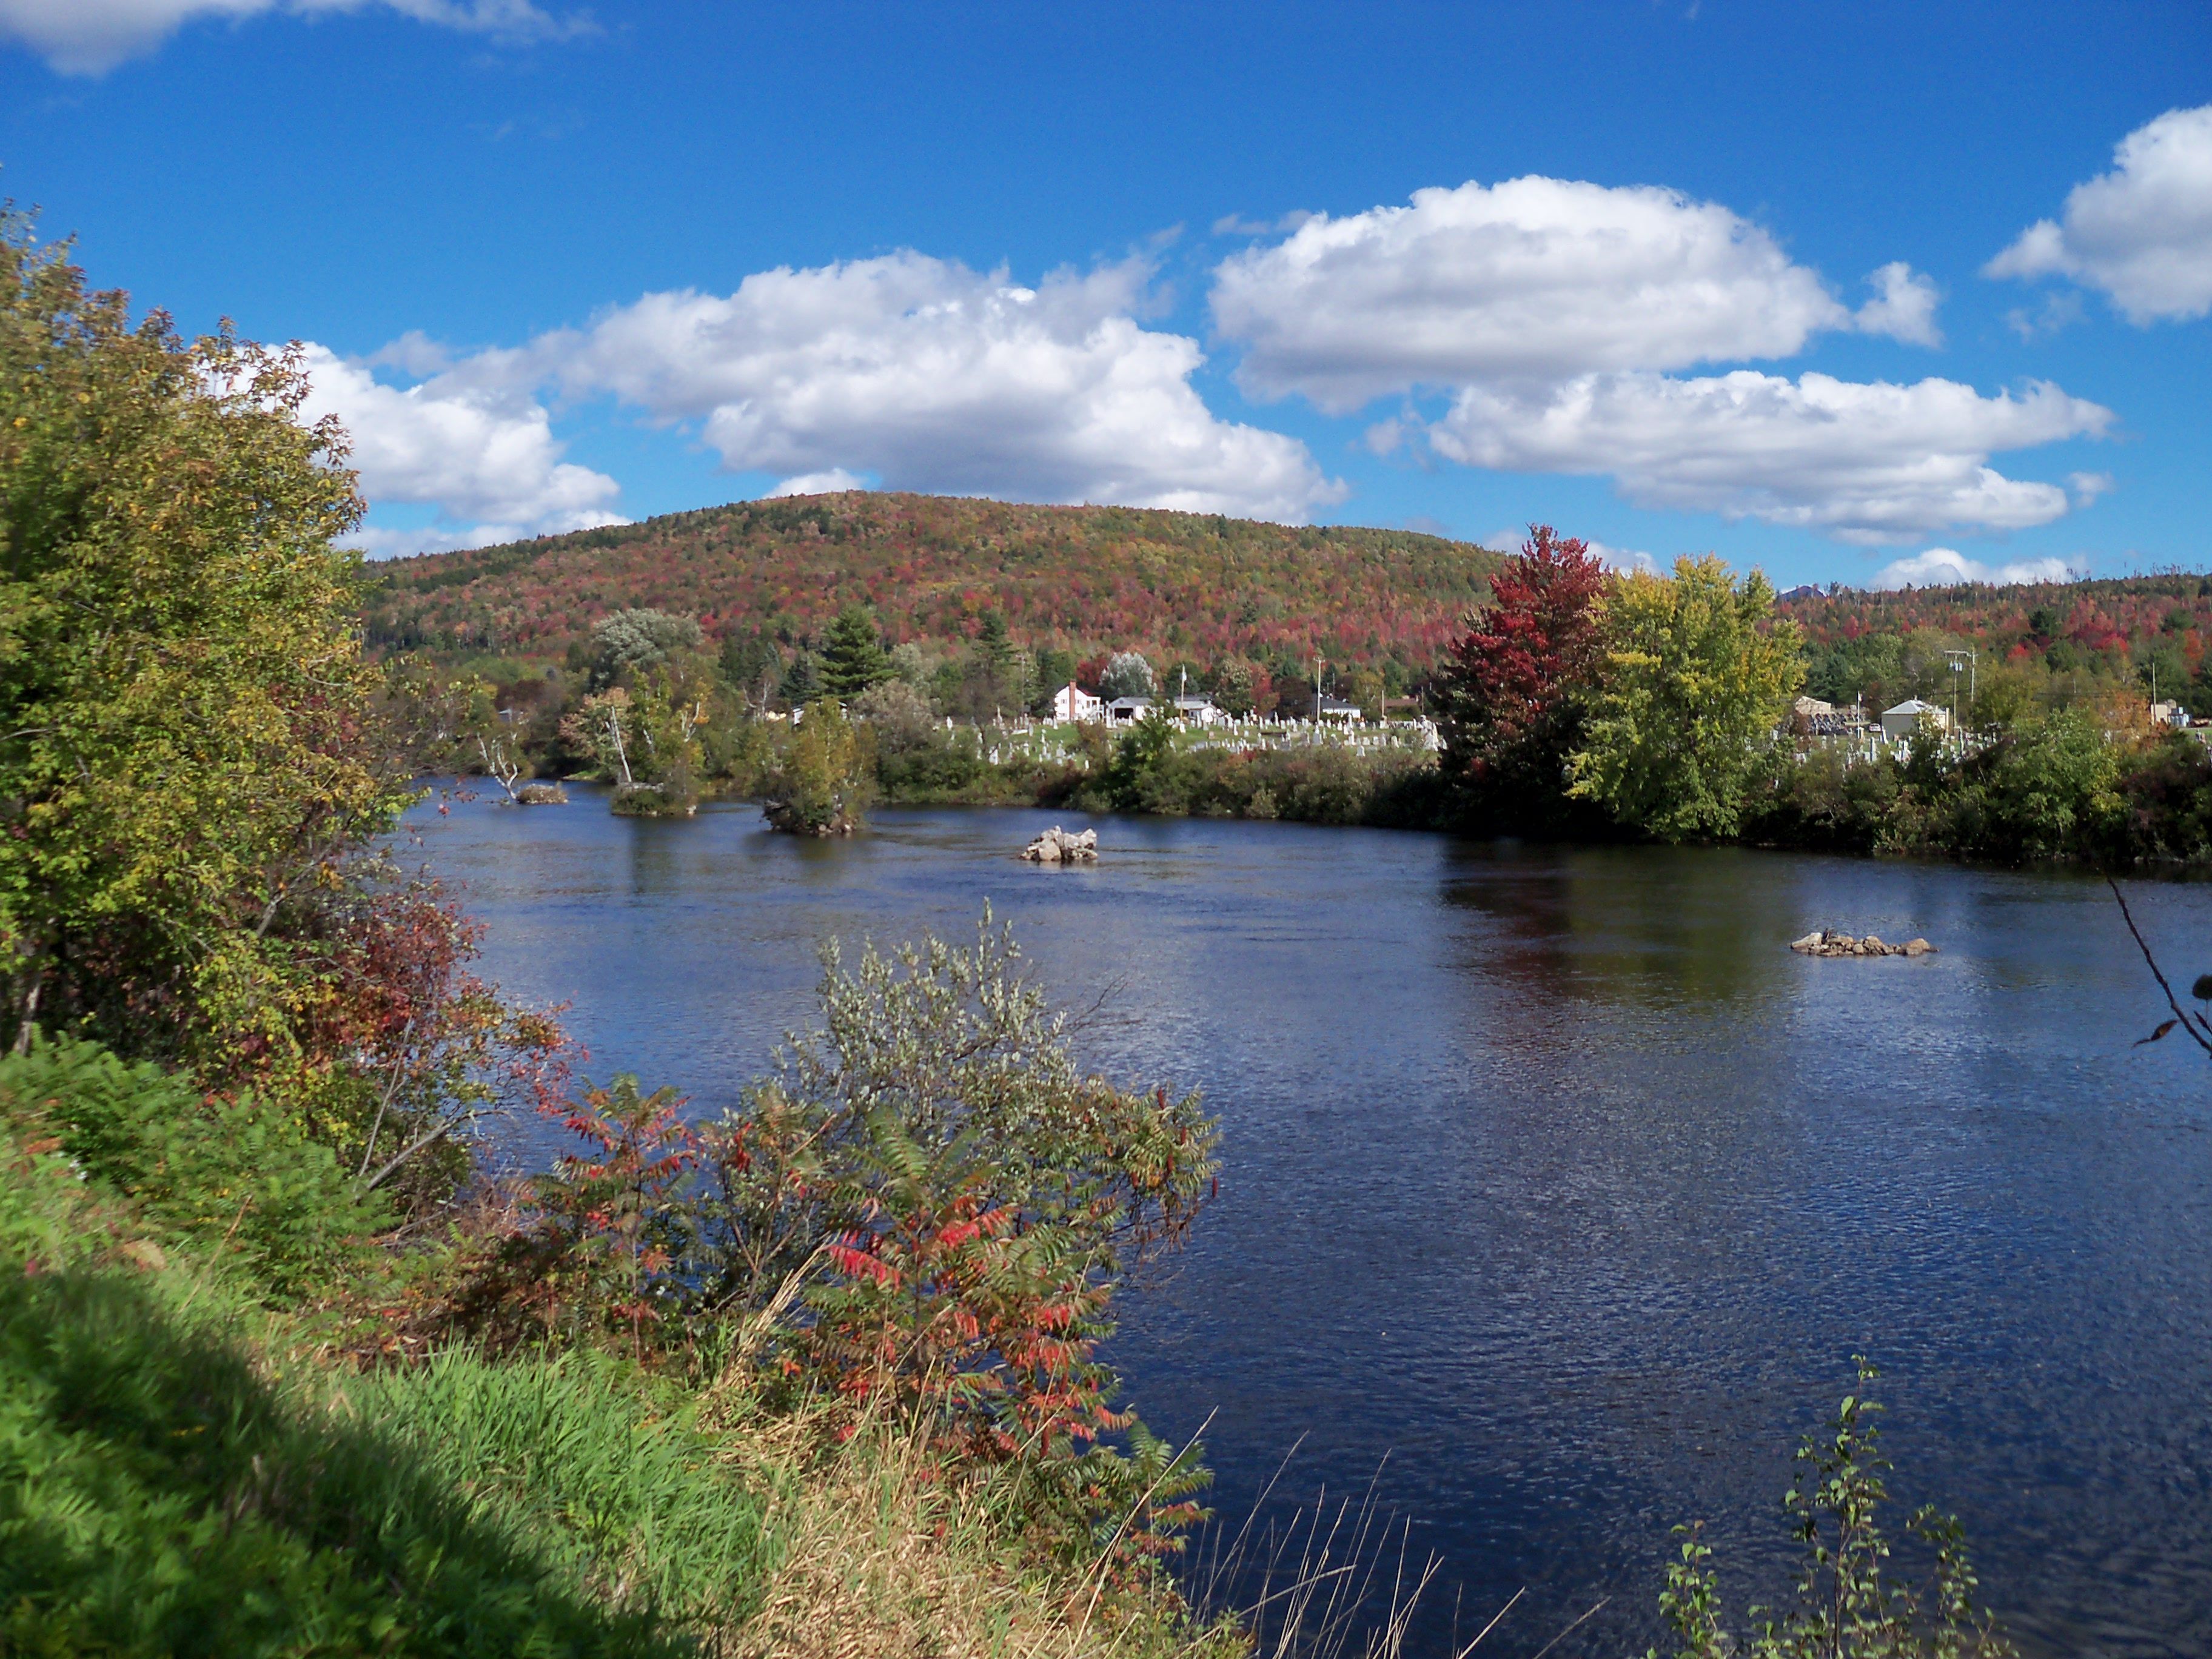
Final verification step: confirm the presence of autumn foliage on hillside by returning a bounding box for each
[361,491,1503,674]
[1780,572,2212,662]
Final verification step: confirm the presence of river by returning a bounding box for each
[411,789,2212,1658]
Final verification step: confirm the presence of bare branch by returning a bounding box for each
[2108,877,2212,1057]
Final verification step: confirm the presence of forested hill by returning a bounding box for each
[1777,571,2212,651]
[360,491,1504,673]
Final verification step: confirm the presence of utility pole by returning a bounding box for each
[1312,654,1323,723]
[1944,648,1977,732]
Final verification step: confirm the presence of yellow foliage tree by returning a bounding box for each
[1568,555,1803,841]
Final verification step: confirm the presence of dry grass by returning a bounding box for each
[705,1404,1231,1659]
[702,1395,1480,1659]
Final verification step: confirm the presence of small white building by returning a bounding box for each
[1315,696,1362,722]
[2151,700,2190,728]
[1051,682,1105,723]
[1104,694,1223,726]
[1880,698,1951,741]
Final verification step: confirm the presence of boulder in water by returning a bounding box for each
[1019,826,1098,864]
[1789,928,1935,958]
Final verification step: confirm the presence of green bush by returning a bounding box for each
[1748,719,2212,868]
[0,1031,386,1299]
[1651,1360,2013,1659]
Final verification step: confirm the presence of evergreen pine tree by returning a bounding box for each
[778,652,822,708]
[817,607,892,697]
[974,611,1015,676]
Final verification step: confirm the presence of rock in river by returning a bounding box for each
[1019,826,1098,864]
[1789,928,1934,957]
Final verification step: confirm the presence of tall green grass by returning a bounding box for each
[345,1347,774,1635]
[0,1125,770,1656]
[0,1265,693,1656]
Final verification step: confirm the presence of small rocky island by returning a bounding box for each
[1019,826,1098,864]
[1791,930,1936,958]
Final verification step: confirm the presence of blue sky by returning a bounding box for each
[4,0,2208,589]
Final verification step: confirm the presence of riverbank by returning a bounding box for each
[0,1019,1243,1658]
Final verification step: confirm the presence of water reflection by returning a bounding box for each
[412,793,2212,1658]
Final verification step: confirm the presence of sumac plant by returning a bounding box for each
[530,1075,699,1359]
[686,914,1218,1466]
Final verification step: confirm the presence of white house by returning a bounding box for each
[1315,696,1362,722]
[1051,682,1105,723]
[1879,698,1951,741]
[1106,695,1151,724]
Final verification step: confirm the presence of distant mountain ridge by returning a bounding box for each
[360,491,1506,673]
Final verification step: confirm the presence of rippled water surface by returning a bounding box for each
[413,792,2212,1657]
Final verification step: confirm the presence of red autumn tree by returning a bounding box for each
[1438,525,1609,821]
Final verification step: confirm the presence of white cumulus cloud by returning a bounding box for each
[1586,538,1661,575]
[1853,261,1943,347]
[1985,104,2212,323]
[1869,548,2081,590]
[520,252,1341,522]
[1210,175,1871,411]
[1429,371,2113,546]
[0,0,572,73]
[298,344,624,555]
[766,468,870,498]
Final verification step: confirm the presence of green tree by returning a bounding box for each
[776,652,820,709]
[1569,555,1803,841]
[942,611,1028,720]
[1346,666,1386,722]
[817,605,892,699]
[1030,646,1076,716]
[973,611,1014,678]
[717,628,780,703]
[0,216,560,1201]
[763,702,872,835]
[0,217,400,1060]
[1207,661,1256,717]
[587,609,703,691]
[1102,703,1183,812]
